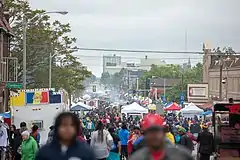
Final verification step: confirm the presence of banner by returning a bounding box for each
[26,91,49,104]
[10,91,25,107]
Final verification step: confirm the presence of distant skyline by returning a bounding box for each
[29,0,240,77]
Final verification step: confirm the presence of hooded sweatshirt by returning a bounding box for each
[35,124,96,160]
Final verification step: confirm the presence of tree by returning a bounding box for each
[140,63,203,102]
[5,0,91,95]
[100,72,111,85]
[165,63,203,102]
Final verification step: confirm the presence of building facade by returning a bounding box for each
[103,54,121,73]
[0,0,16,112]
[203,44,240,100]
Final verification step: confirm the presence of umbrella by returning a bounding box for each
[164,103,181,111]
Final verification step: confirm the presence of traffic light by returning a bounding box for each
[92,85,96,92]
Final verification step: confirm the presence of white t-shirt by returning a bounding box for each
[90,130,113,159]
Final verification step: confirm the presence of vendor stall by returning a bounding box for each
[121,102,148,118]
[213,103,240,160]
[181,102,203,118]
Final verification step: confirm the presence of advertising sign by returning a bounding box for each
[26,91,49,104]
[187,84,208,102]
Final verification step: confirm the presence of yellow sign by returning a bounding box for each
[33,91,42,104]
[10,91,25,107]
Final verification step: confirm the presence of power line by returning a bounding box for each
[71,60,202,67]
[6,42,240,55]
[73,47,204,54]
[72,55,202,60]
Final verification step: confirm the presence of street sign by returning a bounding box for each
[6,82,23,89]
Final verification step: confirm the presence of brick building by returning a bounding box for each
[0,0,16,112]
[203,44,240,101]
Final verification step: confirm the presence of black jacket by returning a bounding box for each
[35,139,96,160]
[36,125,96,160]
[197,131,214,154]
[179,134,194,151]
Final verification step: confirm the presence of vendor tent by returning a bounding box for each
[181,103,203,114]
[70,102,92,111]
[200,110,212,116]
[121,102,148,114]
[76,102,92,110]
[164,103,181,111]
[70,105,91,111]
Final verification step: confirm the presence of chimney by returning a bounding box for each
[3,11,9,22]
[145,55,148,60]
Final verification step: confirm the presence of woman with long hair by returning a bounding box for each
[91,121,113,160]
[36,112,96,160]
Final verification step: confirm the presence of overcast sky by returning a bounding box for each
[29,0,240,77]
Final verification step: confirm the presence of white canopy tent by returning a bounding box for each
[181,103,203,117]
[121,102,148,114]
[76,102,92,110]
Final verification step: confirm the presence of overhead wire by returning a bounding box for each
[71,54,202,60]
[5,40,239,55]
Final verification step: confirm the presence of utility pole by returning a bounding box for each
[219,63,223,100]
[225,67,229,99]
[49,51,52,88]
[23,17,27,89]
[163,78,166,97]
[144,78,147,97]
[127,70,130,90]
[136,78,139,90]
[181,74,184,93]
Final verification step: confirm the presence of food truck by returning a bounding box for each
[10,88,69,144]
[213,103,240,160]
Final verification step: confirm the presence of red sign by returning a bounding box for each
[226,104,240,114]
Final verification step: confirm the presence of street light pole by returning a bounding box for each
[22,11,68,89]
[23,17,27,89]
[219,64,223,100]
[49,51,52,88]
[163,78,166,97]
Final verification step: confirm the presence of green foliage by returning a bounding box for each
[100,72,111,85]
[140,63,203,102]
[166,63,203,102]
[100,68,127,88]
[5,0,91,94]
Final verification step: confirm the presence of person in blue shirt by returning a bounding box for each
[35,112,96,160]
[118,123,129,160]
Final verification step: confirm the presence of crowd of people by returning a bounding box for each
[4,104,215,160]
